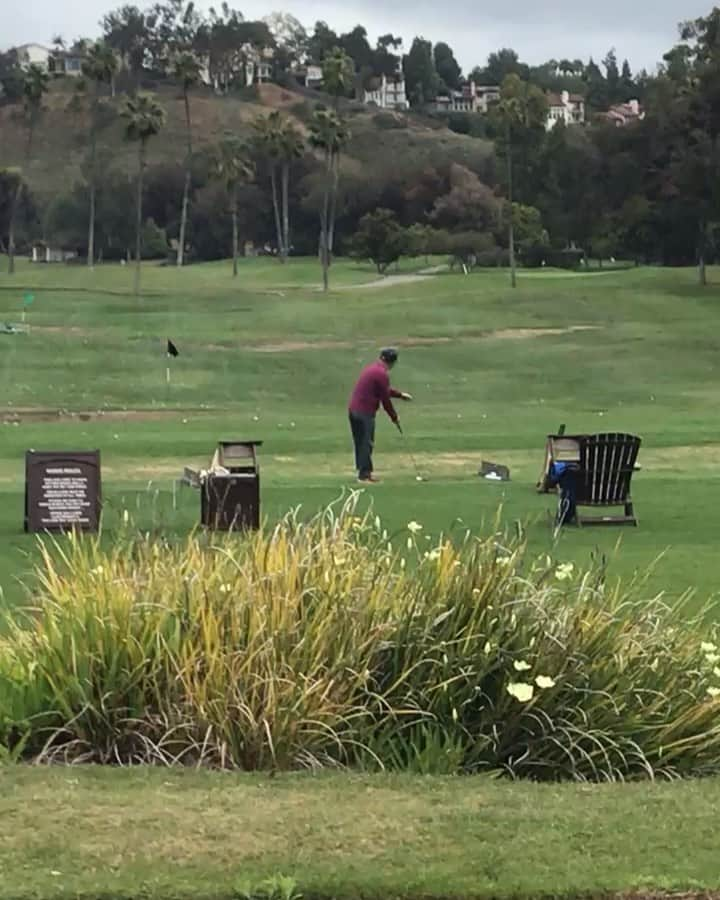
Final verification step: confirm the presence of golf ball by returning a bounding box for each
[416,476,423,482]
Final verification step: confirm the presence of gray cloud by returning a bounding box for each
[2,0,712,72]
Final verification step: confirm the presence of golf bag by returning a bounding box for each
[549,461,578,526]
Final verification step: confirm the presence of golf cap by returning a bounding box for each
[380,347,399,364]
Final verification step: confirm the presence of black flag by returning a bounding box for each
[167,340,179,358]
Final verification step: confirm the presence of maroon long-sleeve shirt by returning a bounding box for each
[349,360,403,422]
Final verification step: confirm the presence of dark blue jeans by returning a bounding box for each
[349,411,376,480]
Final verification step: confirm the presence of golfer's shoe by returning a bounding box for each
[358,476,381,484]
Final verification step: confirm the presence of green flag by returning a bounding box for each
[23,293,35,308]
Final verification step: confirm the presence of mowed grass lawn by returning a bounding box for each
[2,768,720,900]
[1,257,720,611]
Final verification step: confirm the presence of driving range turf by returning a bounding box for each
[1,257,719,611]
[2,257,720,900]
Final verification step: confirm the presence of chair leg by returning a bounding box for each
[625,501,637,525]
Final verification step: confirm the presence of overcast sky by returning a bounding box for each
[2,0,714,73]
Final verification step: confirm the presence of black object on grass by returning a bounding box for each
[167,340,179,358]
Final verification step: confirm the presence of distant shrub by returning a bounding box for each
[475,247,509,267]
[2,497,719,780]
[372,112,407,130]
[521,245,586,269]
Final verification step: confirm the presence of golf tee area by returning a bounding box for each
[2,258,720,900]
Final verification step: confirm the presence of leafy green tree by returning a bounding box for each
[0,50,24,102]
[351,208,406,273]
[81,41,119,267]
[405,223,436,263]
[121,92,166,295]
[373,34,403,78]
[403,38,439,106]
[430,163,499,231]
[310,108,350,291]
[307,21,340,64]
[213,135,254,276]
[603,49,621,103]
[7,65,48,274]
[584,58,609,109]
[173,51,202,266]
[621,59,635,99]
[434,42,462,91]
[340,25,374,73]
[477,48,529,85]
[101,4,150,89]
[446,231,496,271]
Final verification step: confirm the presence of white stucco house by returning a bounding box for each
[546,90,586,129]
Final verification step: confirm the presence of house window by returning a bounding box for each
[67,58,81,72]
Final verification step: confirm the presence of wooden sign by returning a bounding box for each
[25,451,102,533]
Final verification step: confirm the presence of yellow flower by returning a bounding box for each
[555,562,575,581]
[707,687,720,700]
[407,521,423,534]
[514,661,532,672]
[535,675,556,689]
[714,667,720,679]
[706,653,720,666]
[507,682,534,703]
[701,642,717,653]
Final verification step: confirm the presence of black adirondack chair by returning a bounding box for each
[574,433,641,525]
[539,432,642,526]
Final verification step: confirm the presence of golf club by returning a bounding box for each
[396,422,428,482]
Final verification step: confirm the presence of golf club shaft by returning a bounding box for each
[400,430,424,480]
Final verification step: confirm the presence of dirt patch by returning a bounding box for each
[337,273,433,291]
[489,325,600,340]
[246,328,595,354]
[252,339,352,353]
[1,408,201,424]
[29,325,94,337]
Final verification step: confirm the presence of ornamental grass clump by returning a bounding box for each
[1,496,719,780]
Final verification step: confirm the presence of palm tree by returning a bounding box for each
[173,52,202,267]
[214,135,254,277]
[82,41,119,268]
[121,93,166,296]
[7,64,49,274]
[253,112,304,262]
[321,47,354,111]
[310,108,350,292]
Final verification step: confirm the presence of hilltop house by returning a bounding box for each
[364,70,409,110]
[601,99,644,126]
[546,90,585,129]
[199,44,274,92]
[434,82,500,114]
[13,43,84,76]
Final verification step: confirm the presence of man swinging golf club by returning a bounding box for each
[349,347,412,483]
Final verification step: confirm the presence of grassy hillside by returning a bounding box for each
[0,80,494,198]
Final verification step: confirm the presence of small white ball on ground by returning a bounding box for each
[416,476,423,482]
